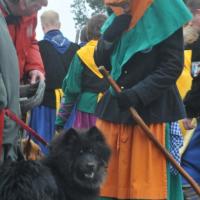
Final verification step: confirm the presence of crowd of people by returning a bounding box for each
[0,0,200,199]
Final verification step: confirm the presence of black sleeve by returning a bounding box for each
[124,28,184,107]
[184,76,200,118]
[94,38,114,70]
[94,14,132,70]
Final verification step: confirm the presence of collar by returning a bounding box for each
[77,40,104,79]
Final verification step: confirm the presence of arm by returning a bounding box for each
[118,28,184,108]
[55,55,83,128]
[24,15,45,84]
[94,38,114,70]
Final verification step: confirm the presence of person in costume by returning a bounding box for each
[0,0,47,161]
[55,14,109,130]
[182,0,200,130]
[0,0,47,84]
[180,0,200,199]
[0,11,20,162]
[29,10,79,154]
[93,0,192,199]
[176,25,198,101]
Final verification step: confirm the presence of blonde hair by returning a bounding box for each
[40,10,60,28]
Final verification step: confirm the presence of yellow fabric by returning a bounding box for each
[55,89,63,113]
[77,40,103,79]
[97,92,104,102]
[104,0,154,29]
[96,119,167,199]
[176,50,193,136]
[180,119,197,156]
[176,50,193,99]
[176,50,195,153]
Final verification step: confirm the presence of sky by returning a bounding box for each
[36,0,77,42]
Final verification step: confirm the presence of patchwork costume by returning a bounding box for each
[55,40,109,129]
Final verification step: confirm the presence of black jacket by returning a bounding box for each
[95,28,186,124]
[39,41,79,108]
[184,37,200,118]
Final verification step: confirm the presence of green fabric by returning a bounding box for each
[101,0,192,81]
[166,123,184,200]
[62,55,99,114]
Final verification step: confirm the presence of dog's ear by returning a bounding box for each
[63,128,80,145]
[50,129,79,149]
[87,127,105,143]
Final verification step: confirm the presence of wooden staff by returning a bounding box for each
[99,66,200,196]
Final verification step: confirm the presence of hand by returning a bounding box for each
[115,91,132,110]
[28,70,45,84]
[182,118,196,130]
[103,13,132,42]
[115,88,142,111]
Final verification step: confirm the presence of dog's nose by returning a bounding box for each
[87,162,96,170]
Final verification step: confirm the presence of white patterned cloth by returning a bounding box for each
[170,121,183,175]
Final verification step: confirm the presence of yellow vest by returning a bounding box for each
[176,50,193,99]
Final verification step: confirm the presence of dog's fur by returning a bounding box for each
[0,127,111,200]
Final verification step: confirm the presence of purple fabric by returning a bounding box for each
[73,111,96,129]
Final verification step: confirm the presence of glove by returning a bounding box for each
[103,14,132,42]
[115,89,141,110]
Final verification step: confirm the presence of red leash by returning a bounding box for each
[0,110,4,155]
[4,109,48,146]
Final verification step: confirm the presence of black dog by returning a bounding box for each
[0,127,111,200]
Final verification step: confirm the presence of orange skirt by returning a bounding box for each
[96,119,167,199]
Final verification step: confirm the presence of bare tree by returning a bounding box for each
[71,0,105,29]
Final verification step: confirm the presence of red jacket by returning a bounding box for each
[0,8,44,81]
